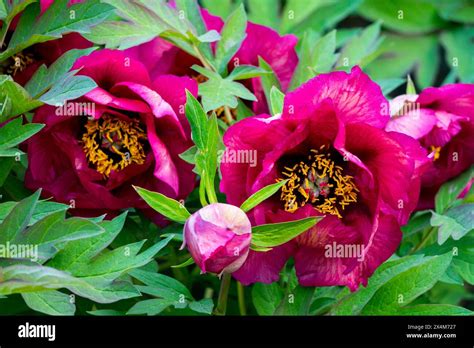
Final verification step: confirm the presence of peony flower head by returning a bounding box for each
[183,203,252,275]
[386,84,474,209]
[25,49,197,223]
[220,66,427,290]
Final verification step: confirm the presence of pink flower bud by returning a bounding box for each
[183,203,252,275]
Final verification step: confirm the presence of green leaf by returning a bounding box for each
[130,269,193,300]
[240,180,287,213]
[2,1,114,61]
[274,285,315,316]
[201,0,234,19]
[127,298,174,316]
[0,264,79,295]
[375,78,405,96]
[22,290,75,316]
[0,200,69,226]
[227,65,269,80]
[70,235,173,278]
[330,255,426,315]
[185,90,208,150]
[0,190,41,244]
[25,47,97,98]
[215,4,247,74]
[361,253,453,315]
[395,304,473,316]
[47,212,127,271]
[179,145,197,165]
[431,204,474,244]
[258,57,282,107]
[0,118,44,151]
[134,186,191,223]
[195,66,256,112]
[289,30,337,90]
[337,21,383,70]
[269,86,285,116]
[14,211,104,248]
[283,0,362,35]
[247,0,280,28]
[197,30,221,43]
[440,27,474,83]
[435,166,474,213]
[68,277,140,304]
[0,77,43,121]
[406,75,417,94]
[189,298,214,314]
[366,34,440,89]
[251,217,321,249]
[432,0,474,23]
[171,257,195,269]
[39,73,97,106]
[358,0,447,34]
[252,282,284,315]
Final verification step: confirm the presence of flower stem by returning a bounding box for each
[214,273,232,316]
[237,281,247,316]
[410,227,436,254]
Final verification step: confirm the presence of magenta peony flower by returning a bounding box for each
[25,49,196,223]
[183,203,252,275]
[125,8,298,115]
[386,84,474,209]
[220,67,427,290]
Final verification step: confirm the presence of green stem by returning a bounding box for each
[410,227,436,254]
[223,106,234,125]
[0,20,11,52]
[214,273,232,316]
[237,281,246,316]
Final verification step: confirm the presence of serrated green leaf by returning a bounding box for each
[25,47,97,98]
[134,186,191,223]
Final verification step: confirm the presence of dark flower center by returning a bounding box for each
[81,115,147,177]
[4,52,35,76]
[278,145,359,218]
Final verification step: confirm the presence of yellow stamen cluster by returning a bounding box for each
[279,145,359,218]
[82,115,147,177]
[7,52,34,76]
[429,145,441,161]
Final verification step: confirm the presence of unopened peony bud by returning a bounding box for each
[183,203,252,276]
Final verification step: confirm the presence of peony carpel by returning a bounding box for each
[220,66,427,290]
[25,49,196,223]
